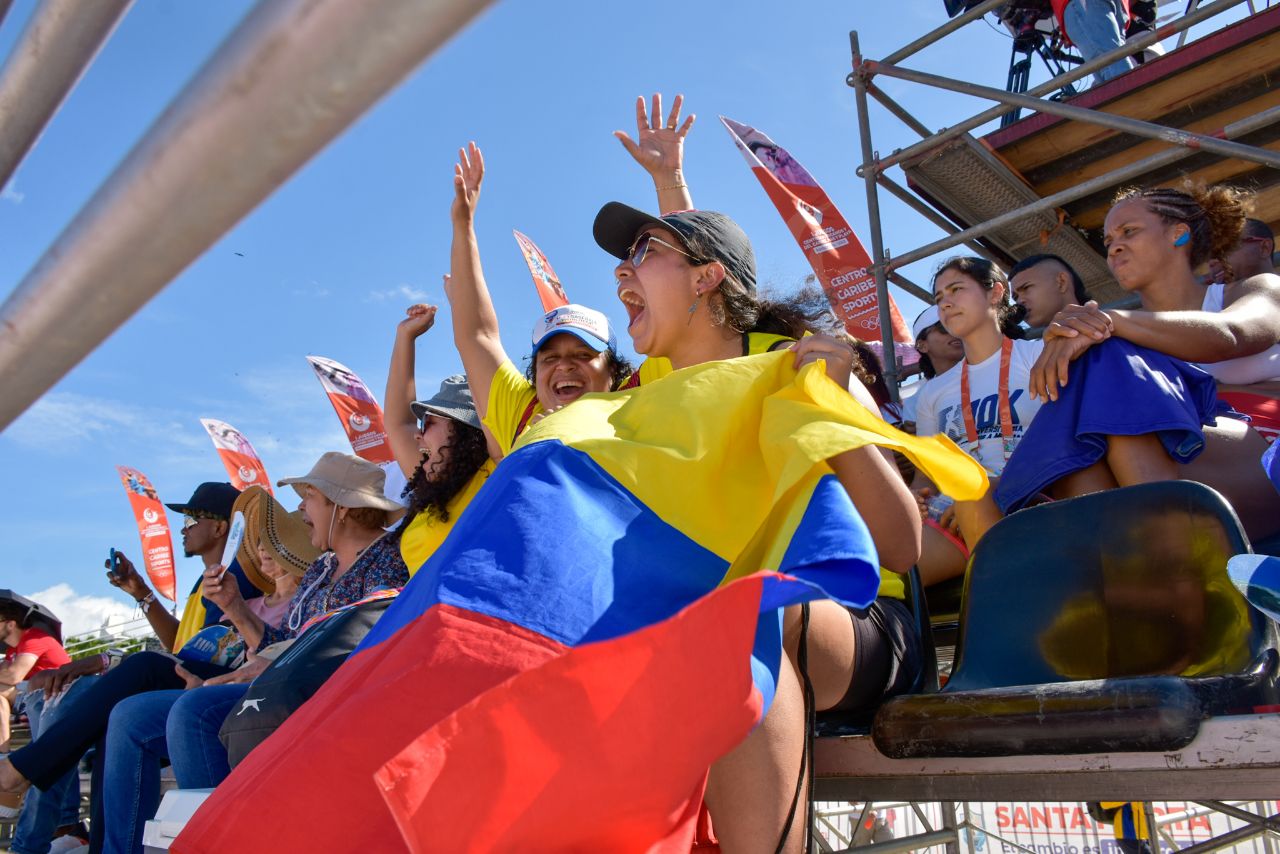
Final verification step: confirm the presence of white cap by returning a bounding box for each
[912,305,941,340]
[530,304,616,357]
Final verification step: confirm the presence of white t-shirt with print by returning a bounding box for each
[915,338,1045,477]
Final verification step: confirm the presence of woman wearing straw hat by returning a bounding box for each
[94,456,406,854]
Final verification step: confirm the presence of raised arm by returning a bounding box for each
[386,303,438,479]
[444,142,510,423]
[613,93,695,214]
[1106,274,1280,361]
[107,551,181,651]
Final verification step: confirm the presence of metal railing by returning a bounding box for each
[845,0,1271,398]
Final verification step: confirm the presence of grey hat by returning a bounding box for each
[593,201,757,296]
[277,452,401,512]
[410,375,481,431]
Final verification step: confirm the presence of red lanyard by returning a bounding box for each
[960,337,1014,447]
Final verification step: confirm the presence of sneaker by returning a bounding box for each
[49,838,90,852]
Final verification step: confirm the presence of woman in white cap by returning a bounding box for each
[445,142,633,457]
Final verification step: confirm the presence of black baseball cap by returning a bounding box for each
[165,482,241,520]
[593,202,757,296]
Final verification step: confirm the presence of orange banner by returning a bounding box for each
[513,229,570,311]
[115,466,178,602]
[720,116,915,365]
[200,418,272,493]
[305,355,394,464]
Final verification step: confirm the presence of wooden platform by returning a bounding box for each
[899,7,1280,305]
[984,5,1280,236]
[814,713,1280,802]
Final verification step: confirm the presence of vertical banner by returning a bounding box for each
[114,466,178,602]
[719,116,916,366]
[513,229,570,311]
[199,418,272,494]
[305,355,395,465]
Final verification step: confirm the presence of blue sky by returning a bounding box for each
[0,1,1245,634]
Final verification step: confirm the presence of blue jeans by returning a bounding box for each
[101,690,182,854]
[167,685,244,788]
[10,680,95,854]
[1064,0,1134,85]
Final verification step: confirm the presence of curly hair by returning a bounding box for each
[931,256,1026,339]
[401,419,491,525]
[1114,182,1252,276]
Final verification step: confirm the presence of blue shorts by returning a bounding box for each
[995,338,1219,513]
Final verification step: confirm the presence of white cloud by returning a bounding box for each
[367,283,430,302]
[4,391,207,455]
[23,583,155,640]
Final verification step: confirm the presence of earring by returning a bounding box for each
[687,291,703,326]
[1174,231,1190,247]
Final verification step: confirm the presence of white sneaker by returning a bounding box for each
[49,838,90,852]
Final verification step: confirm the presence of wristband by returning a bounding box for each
[137,591,156,614]
[656,182,688,192]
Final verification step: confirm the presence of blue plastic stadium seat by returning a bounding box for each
[872,481,1280,758]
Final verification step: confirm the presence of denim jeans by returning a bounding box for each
[10,679,96,854]
[167,685,245,789]
[1064,0,1135,85]
[101,690,183,854]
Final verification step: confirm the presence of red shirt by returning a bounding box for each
[1051,0,1132,48]
[3,627,71,675]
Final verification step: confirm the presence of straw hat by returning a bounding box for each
[231,486,322,590]
[277,451,402,512]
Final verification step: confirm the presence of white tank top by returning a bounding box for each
[1197,283,1280,385]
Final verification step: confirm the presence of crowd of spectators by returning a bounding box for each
[1,89,1277,854]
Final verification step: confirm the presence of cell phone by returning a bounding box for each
[107,547,121,579]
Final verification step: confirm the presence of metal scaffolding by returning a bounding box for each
[846,0,1277,397]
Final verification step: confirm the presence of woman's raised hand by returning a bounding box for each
[451,141,484,224]
[396,303,437,340]
[613,93,695,180]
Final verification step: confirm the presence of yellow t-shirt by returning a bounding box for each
[484,335,906,600]
[634,332,796,385]
[483,361,540,456]
[399,459,496,576]
[172,591,205,652]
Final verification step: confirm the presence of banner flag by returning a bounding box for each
[513,229,570,311]
[114,466,178,602]
[719,115,916,366]
[305,355,394,465]
[199,418,272,494]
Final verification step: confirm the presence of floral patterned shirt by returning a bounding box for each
[259,532,407,648]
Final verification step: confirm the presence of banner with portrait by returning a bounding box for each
[200,418,272,493]
[513,229,570,311]
[720,116,915,367]
[305,355,394,465]
[114,465,178,602]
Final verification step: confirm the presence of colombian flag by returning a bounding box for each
[175,352,986,852]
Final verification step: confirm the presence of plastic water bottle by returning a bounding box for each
[926,493,955,522]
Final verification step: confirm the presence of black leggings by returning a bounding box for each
[8,651,228,789]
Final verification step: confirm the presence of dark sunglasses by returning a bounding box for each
[625,233,703,268]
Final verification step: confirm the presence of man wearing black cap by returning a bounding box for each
[103,481,256,654]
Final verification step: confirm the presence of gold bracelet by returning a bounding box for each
[656,182,688,192]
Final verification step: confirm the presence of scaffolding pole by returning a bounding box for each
[850,31,901,402]
[0,0,493,432]
[0,0,133,192]
[868,60,1280,170]
[865,0,1247,174]
[880,104,1280,272]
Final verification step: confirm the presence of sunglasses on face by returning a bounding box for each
[625,233,703,268]
[182,515,202,531]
